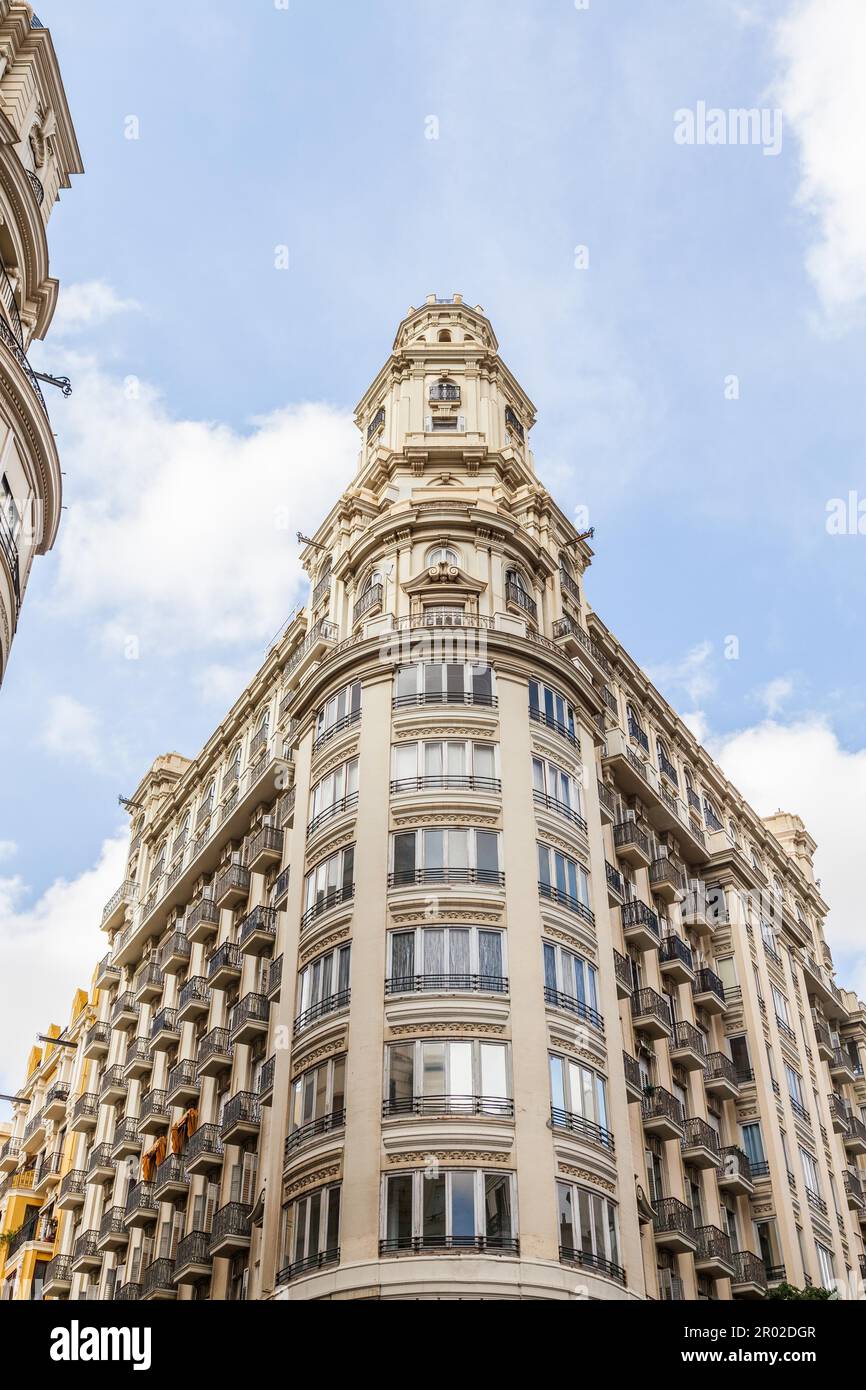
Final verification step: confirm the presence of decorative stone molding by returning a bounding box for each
[282,1162,342,1202]
[557,1164,616,1195]
[384,1151,511,1167]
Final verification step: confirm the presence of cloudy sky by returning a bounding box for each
[2,0,866,1101]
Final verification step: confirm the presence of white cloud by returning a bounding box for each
[194,660,260,707]
[38,695,103,766]
[50,280,140,337]
[758,675,794,716]
[0,840,16,862]
[46,352,357,653]
[708,715,866,992]
[774,0,866,317]
[0,834,128,1094]
[647,640,717,706]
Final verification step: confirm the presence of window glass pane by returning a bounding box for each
[325,1188,340,1252]
[423,1175,447,1240]
[449,1042,473,1096]
[331,1057,345,1115]
[396,666,417,699]
[446,664,464,699]
[474,744,495,779]
[543,943,557,992]
[388,1044,414,1104]
[394,833,416,882]
[532,757,545,792]
[549,1055,566,1112]
[484,1174,511,1243]
[537,843,550,885]
[424,742,443,777]
[391,932,415,982]
[394,744,416,781]
[480,1044,507,1098]
[423,828,445,872]
[448,929,470,977]
[557,1182,574,1251]
[422,929,445,976]
[446,828,468,869]
[578,1189,593,1256]
[337,946,351,993]
[472,665,492,702]
[421,1042,446,1096]
[447,741,466,776]
[479,931,502,979]
[451,1171,476,1240]
[475,831,498,876]
[386,1175,413,1243]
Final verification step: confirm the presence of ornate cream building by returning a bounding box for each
[0,4,81,683]
[4,294,865,1301]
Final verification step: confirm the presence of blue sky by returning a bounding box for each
[3,0,866,1091]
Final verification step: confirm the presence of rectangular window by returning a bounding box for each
[386,926,505,991]
[382,1170,516,1251]
[741,1122,765,1167]
[548,1052,611,1147]
[542,941,601,1028]
[315,680,362,744]
[308,758,359,830]
[281,1185,341,1276]
[391,739,499,789]
[537,842,592,921]
[556,1180,621,1279]
[815,1242,835,1289]
[394,663,495,708]
[302,845,355,917]
[385,1039,511,1115]
[390,828,501,885]
[528,679,577,744]
[295,944,351,1028]
[532,756,584,821]
[288,1055,346,1142]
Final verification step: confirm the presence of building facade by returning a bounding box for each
[0,4,81,683]
[3,294,865,1301]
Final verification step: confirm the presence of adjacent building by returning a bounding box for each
[2,294,865,1300]
[0,4,82,683]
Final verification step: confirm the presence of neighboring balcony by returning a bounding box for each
[70,1092,99,1134]
[57,1168,86,1210]
[123,1038,152,1081]
[828,1091,849,1134]
[621,899,660,953]
[259,1054,275,1107]
[138,1089,170,1135]
[111,1119,142,1161]
[505,579,537,623]
[550,1106,614,1152]
[215,863,251,909]
[622,1051,644,1105]
[43,1255,73,1297]
[376,1235,514,1260]
[220,1091,260,1143]
[87,1142,117,1185]
[248,824,283,873]
[98,1205,129,1253]
[830,1048,857,1084]
[71,1231,101,1273]
[692,967,727,1015]
[630,987,672,1040]
[174,1230,213,1285]
[101,878,139,932]
[186,896,219,945]
[266,954,283,1003]
[124,1181,158,1229]
[704,1053,740,1101]
[300,883,355,929]
[731,1250,768,1298]
[669,1021,707,1072]
[83,1022,111,1061]
[141,1258,176,1301]
[844,1172,864,1212]
[209,1201,251,1257]
[196,1027,233,1078]
[111,991,139,1030]
[160,930,190,975]
[207,941,242,991]
[652,1197,697,1254]
[177,975,210,1024]
[150,1007,180,1052]
[843,1113,866,1156]
[718,1145,755,1197]
[681,1117,721,1169]
[133,960,164,1005]
[99,1065,128,1106]
[613,820,650,869]
[166,1059,200,1108]
[538,879,593,925]
[154,1154,189,1204]
[649,857,684,903]
[95,951,121,989]
[613,948,633,1001]
[43,1082,70,1123]
[642,1086,684,1140]
[659,936,694,985]
[34,1151,63,1194]
[230,992,270,1045]
[239,904,278,956]
[812,1017,834,1063]
[694,1224,736,1280]
[0,1138,20,1172]
[184,1123,224,1177]
[533,787,587,834]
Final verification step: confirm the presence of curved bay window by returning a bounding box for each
[543,941,602,1030]
[532,755,586,830]
[528,679,577,745]
[301,845,355,926]
[394,661,494,709]
[391,738,499,794]
[294,943,351,1035]
[557,1180,624,1283]
[384,1038,512,1117]
[504,567,537,622]
[381,1169,517,1255]
[390,827,502,888]
[278,1184,341,1283]
[386,924,507,994]
[549,1053,612,1150]
[308,757,358,836]
[286,1055,346,1153]
[537,841,593,924]
[314,679,361,749]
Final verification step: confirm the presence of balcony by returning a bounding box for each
[731,1250,768,1298]
[559,1245,626,1285]
[669,1021,707,1072]
[101,878,139,932]
[87,1142,116,1185]
[207,941,242,990]
[196,1027,233,1077]
[70,1092,99,1134]
[605,860,625,905]
[22,1107,47,1153]
[267,954,283,1002]
[505,579,537,623]
[184,1123,223,1176]
[630,986,672,1039]
[259,1054,275,1106]
[138,1089,170,1134]
[43,1082,70,1123]
[597,779,615,824]
[650,857,684,903]
[43,1255,73,1296]
[220,1091,260,1143]
[543,987,604,1034]
[613,948,633,1000]
[123,1037,152,1081]
[659,935,694,985]
[386,971,509,997]
[0,1139,20,1172]
[681,890,714,937]
[375,1236,514,1261]
[34,1151,63,1193]
[142,1258,176,1301]
[99,1064,128,1105]
[282,617,339,688]
[843,1113,866,1156]
[694,1224,735,1279]
[150,1007,180,1052]
[642,1086,684,1140]
[71,1230,101,1273]
[812,1016,834,1063]
[83,1022,111,1060]
[187,896,219,945]
[230,992,270,1044]
[692,967,726,1014]
[559,566,581,605]
[613,820,650,868]
[830,1048,857,1083]
[111,1118,142,1161]
[174,1230,213,1284]
[177,975,210,1024]
[57,1167,86,1210]
[537,879,593,925]
[134,960,164,1005]
[248,824,283,873]
[681,1117,721,1169]
[160,930,191,975]
[704,1052,740,1101]
[124,1181,157,1229]
[273,866,290,905]
[652,1197,696,1254]
[166,1059,200,1108]
[294,989,350,1036]
[621,899,660,952]
[844,1172,865,1211]
[549,1106,614,1151]
[215,862,251,910]
[828,1091,849,1134]
[154,1154,188,1203]
[602,730,707,863]
[209,1201,252,1257]
[117,1282,142,1301]
[623,1051,644,1104]
[239,904,278,956]
[285,1108,346,1156]
[98,1205,128,1252]
[111,991,139,1029]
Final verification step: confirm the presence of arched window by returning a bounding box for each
[703,795,722,831]
[426,544,459,568]
[437,329,452,343]
[728,819,739,846]
[656,737,677,785]
[430,378,459,402]
[626,704,647,751]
